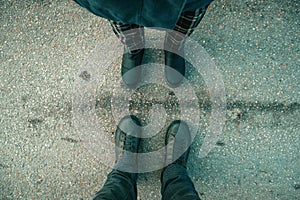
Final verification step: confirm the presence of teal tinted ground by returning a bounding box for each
[1,0,299,199]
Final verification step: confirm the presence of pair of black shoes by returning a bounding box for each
[114,116,191,173]
[121,49,185,88]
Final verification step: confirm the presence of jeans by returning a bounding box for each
[93,163,200,200]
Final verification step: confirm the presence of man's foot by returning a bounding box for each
[165,120,191,168]
[164,50,186,88]
[121,49,144,88]
[114,115,142,173]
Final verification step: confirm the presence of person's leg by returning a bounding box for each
[164,7,208,87]
[161,164,200,200]
[109,21,145,53]
[93,170,137,200]
[93,115,142,200]
[161,120,201,200]
[109,21,145,88]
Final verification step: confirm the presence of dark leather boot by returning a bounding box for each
[165,120,191,168]
[114,115,142,175]
[164,49,186,88]
[121,49,144,88]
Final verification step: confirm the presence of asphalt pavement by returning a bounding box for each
[1,0,299,199]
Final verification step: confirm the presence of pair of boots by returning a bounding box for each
[121,39,186,88]
[114,115,191,175]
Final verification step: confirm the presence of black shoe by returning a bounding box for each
[121,49,144,88]
[164,50,185,88]
[114,115,142,173]
[165,120,191,168]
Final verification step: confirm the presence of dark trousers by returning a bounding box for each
[109,8,207,53]
[93,163,200,200]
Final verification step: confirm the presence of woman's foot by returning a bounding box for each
[164,50,186,88]
[121,49,144,88]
